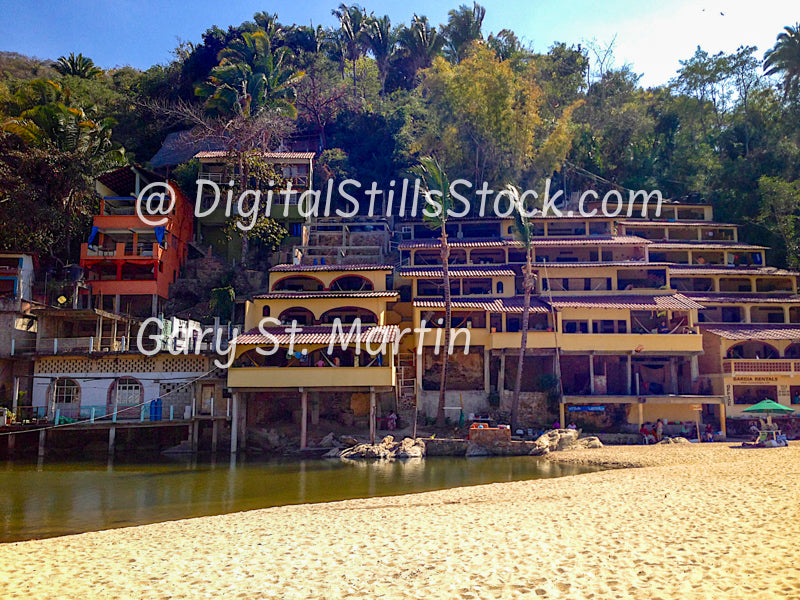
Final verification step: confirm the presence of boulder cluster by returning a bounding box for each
[336,436,426,460]
[529,429,603,456]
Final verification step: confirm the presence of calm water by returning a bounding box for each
[0,456,600,542]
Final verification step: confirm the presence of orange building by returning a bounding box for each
[80,166,193,317]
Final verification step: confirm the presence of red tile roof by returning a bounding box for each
[668,266,799,276]
[701,324,800,341]
[194,150,315,160]
[253,291,399,300]
[271,264,394,272]
[235,325,398,345]
[547,293,704,310]
[533,261,670,269]
[687,293,800,304]
[649,241,768,250]
[399,265,517,278]
[399,236,649,250]
[413,297,550,313]
[619,220,738,228]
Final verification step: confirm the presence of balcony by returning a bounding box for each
[36,336,130,354]
[82,242,164,262]
[198,171,310,189]
[228,365,395,389]
[559,331,703,353]
[723,359,800,376]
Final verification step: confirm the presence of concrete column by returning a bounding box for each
[38,428,46,457]
[559,402,565,428]
[300,388,308,449]
[744,306,751,324]
[311,392,320,426]
[416,349,423,400]
[690,355,700,386]
[211,419,219,453]
[498,351,506,392]
[108,426,116,456]
[669,358,678,394]
[191,420,199,452]
[7,433,15,451]
[720,403,727,437]
[483,348,491,393]
[750,278,757,292]
[369,387,376,445]
[151,295,159,317]
[589,355,595,395]
[637,402,644,429]
[11,376,19,415]
[626,354,632,395]
[230,392,239,454]
[784,306,791,324]
[713,277,720,292]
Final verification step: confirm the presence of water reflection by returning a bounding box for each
[0,456,601,542]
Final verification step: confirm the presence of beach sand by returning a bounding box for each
[0,443,798,599]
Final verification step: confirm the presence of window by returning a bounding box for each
[496,281,504,294]
[54,378,80,404]
[115,378,142,407]
[289,223,303,237]
[262,306,270,317]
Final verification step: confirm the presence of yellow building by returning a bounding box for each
[227,264,399,450]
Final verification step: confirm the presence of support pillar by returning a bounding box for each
[311,393,320,426]
[720,403,727,438]
[108,426,116,456]
[626,354,632,395]
[151,294,159,317]
[7,433,14,451]
[191,420,199,452]
[589,355,595,395]
[11,376,19,416]
[211,419,219,453]
[369,387,377,445]
[300,388,308,450]
[669,358,678,394]
[498,351,506,395]
[637,402,644,430]
[690,355,700,387]
[38,428,46,457]
[559,402,565,428]
[484,348,491,394]
[230,393,239,454]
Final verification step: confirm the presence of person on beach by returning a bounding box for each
[387,411,397,431]
[655,419,664,442]
[552,420,561,430]
[704,423,714,442]
[567,422,577,430]
[680,422,691,438]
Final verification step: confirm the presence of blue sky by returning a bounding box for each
[1,0,797,86]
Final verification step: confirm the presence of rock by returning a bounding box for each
[395,437,425,458]
[381,435,395,446]
[466,442,491,457]
[319,432,338,448]
[575,436,603,449]
[670,437,691,444]
[322,447,342,459]
[339,435,359,447]
[529,445,549,456]
[533,429,579,452]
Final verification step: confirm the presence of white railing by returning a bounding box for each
[723,359,800,375]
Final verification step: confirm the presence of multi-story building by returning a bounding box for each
[80,166,193,317]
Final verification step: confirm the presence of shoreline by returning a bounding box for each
[0,443,797,599]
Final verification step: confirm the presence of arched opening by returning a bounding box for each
[784,343,800,358]
[278,307,315,326]
[53,378,81,418]
[496,281,504,294]
[726,342,779,359]
[108,376,143,420]
[272,276,324,292]
[320,307,378,325]
[330,275,374,291]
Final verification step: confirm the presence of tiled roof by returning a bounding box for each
[668,265,799,276]
[413,297,550,313]
[399,265,517,278]
[686,293,800,304]
[619,220,737,228]
[701,324,800,341]
[235,325,398,345]
[194,150,315,160]
[253,291,399,300]
[649,241,769,250]
[271,264,394,272]
[547,293,704,310]
[532,261,671,268]
[399,235,649,250]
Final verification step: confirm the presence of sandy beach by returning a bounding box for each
[0,443,797,600]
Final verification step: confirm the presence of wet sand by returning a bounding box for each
[0,442,797,599]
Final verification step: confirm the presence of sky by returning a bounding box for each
[0,0,797,86]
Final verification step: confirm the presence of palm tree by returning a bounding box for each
[362,15,395,96]
[441,2,486,64]
[506,185,535,431]
[331,3,369,100]
[410,156,454,428]
[764,23,800,97]
[199,31,304,118]
[397,15,445,74]
[54,53,102,79]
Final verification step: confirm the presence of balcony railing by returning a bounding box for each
[36,336,130,354]
[83,242,164,260]
[199,171,309,188]
[723,359,800,375]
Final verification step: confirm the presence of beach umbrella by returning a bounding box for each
[743,399,794,426]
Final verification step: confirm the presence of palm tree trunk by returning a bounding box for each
[512,252,534,431]
[437,231,451,427]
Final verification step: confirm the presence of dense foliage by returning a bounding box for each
[1,10,799,268]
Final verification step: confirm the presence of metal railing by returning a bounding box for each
[723,359,800,375]
[35,336,130,354]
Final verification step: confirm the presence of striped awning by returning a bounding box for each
[253,291,399,300]
[701,324,800,341]
[399,265,516,278]
[413,297,550,313]
[547,293,704,310]
[235,325,399,345]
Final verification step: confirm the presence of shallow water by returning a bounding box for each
[0,455,600,542]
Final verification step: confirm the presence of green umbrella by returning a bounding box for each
[743,399,794,426]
